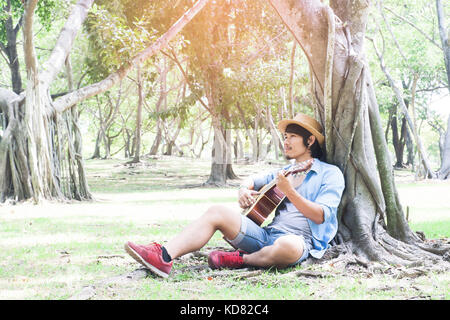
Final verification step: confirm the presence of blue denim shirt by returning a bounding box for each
[252,158,345,259]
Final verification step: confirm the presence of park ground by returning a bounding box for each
[0,156,449,300]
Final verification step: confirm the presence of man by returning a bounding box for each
[124,113,345,278]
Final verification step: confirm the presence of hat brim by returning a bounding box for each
[278,119,325,146]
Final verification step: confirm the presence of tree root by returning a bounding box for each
[305,228,450,281]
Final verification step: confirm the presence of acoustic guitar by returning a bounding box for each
[243,159,314,226]
[224,159,313,249]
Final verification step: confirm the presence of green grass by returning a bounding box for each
[396,178,450,238]
[0,157,449,300]
[410,220,450,239]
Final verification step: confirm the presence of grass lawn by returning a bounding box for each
[0,156,449,300]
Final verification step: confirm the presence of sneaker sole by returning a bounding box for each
[124,243,169,278]
[207,254,218,270]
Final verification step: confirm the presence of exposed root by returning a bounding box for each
[301,229,450,282]
[416,239,450,257]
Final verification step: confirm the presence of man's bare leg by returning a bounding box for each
[163,205,242,259]
[243,235,304,268]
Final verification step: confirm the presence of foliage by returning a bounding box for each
[84,2,157,80]
[365,0,448,166]
[1,0,448,167]
[0,0,60,43]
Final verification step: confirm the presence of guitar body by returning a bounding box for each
[223,159,313,249]
[243,159,313,226]
[243,181,286,225]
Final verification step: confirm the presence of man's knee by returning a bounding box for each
[204,205,227,222]
[272,235,303,265]
[204,205,239,227]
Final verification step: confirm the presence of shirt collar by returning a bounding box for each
[309,158,321,174]
[288,158,321,174]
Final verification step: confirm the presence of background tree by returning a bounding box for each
[0,0,60,94]
[436,0,450,179]
[366,0,448,179]
[0,0,209,202]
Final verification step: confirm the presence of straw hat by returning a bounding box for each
[277,113,324,146]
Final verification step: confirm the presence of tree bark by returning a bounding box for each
[438,115,450,179]
[1,0,23,94]
[436,0,450,87]
[149,58,170,156]
[206,115,228,186]
[288,42,296,118]
[390,108,407,168]
[436,0,450,179]
[130,66,144,163]
[265,105,283,160]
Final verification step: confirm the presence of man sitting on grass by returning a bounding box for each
[124,113,345,278]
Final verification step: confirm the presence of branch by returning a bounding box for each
[40,0,95,86]
[52,0,210,114]
[369,36,436,179]
[22,0,39,79]
[436,0,450,90]
[268,0,329,94]
[243,30,287,67]
[14,15,24,35]
[0,44,9,65]
[161,49,211,114]
[383,6,442,50]
[324,6,335,162]
[378,1,409,65]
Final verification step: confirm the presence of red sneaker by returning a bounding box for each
[208,250,245,270]
[124,241,172,278]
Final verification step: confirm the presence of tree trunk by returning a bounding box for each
[206,121,227,186]
[436,0,450,87]
[225,128,238,179]
[288,42,296,118]
[149,57,170,156]
[91,130,103,159]
[1,0,23,94]
[206,111,235,186]
[265,105,283,160]
[391,109,407,168]
[371,36,435,178]
[436,0,450,179]
[268,0,446,264]
[202,52,237,185]
[437,114,450,179]
[405,125,415,166]
[234,129,244,161]
[235,102,257,163]
[129,66,144,163]
[64,54,91,199]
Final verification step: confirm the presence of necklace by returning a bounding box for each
[291,159,313,177]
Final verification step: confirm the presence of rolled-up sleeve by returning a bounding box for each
[252,170,277,191]
[314,167,345,224]
[252,165,291,191]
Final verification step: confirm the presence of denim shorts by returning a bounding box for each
[225,215,310,265]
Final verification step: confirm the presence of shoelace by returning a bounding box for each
[219,252,242,267]
[139,242,161,252]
